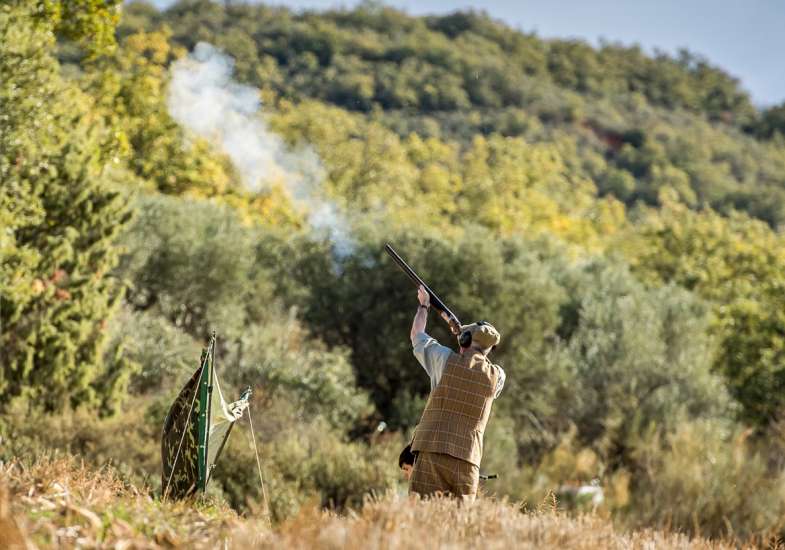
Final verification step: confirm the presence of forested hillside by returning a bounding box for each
[118,0,785,225]
[4,0,785,545]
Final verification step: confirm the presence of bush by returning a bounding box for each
[229,317,373,430]
[551,261,731,463]
[625,420,785,540]
[210,396,400,520]
[116,194,273,340]
[102,307,200,394]
[0,397,163,489]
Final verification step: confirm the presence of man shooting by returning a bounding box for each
[408,285,505,501]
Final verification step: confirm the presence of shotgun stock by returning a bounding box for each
[385,244,462,335]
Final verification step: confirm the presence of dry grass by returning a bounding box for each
[0,455,752,549]
[1,456,241,548]
[242,496,742,550]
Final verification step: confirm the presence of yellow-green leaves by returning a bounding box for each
[627,201,785,425]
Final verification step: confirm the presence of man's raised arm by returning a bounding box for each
[410,285,431,344]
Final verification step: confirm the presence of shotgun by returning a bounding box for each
[385,243,462,335]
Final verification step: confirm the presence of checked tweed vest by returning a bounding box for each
[411,351,500,467]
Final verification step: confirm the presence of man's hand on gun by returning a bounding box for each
[418,285,430,308]
[386,244,462,335]
[418,285,459,333]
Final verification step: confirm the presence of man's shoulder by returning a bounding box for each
[413,331,436,345]
[414,332,452,350]
[412,332,433,353]
[479,359,504,379]
[413,333,453,366]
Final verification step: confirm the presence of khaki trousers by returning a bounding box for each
[409,451,479,501]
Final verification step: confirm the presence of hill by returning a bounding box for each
[119,0,785,226]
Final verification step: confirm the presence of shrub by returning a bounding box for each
[210,396,399,520]
[625,420,785,541]
[116,194,271,340]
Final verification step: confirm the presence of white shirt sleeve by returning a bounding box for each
[412,332,452,391]
[493,365,506,399]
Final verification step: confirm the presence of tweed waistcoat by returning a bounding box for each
[411,351,499,467]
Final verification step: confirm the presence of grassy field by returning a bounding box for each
[1,455,752,550]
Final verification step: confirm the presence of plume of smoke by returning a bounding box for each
[167,42,354,255]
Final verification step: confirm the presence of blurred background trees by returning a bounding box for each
[1,2,131,413]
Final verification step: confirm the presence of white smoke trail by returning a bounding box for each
[167,42,354,255]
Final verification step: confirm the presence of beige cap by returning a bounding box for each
[460,322,501,349]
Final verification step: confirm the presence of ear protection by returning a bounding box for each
[459,330,473,348]
[459,320,488,349]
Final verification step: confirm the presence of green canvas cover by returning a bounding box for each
[161,349,207,499]
[161,337,249,500]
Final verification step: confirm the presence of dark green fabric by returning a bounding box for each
[161,350,207,500]
[161,342,250,500]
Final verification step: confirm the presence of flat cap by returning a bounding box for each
[461,321,501,349]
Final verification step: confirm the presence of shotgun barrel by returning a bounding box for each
[385,244,461,334]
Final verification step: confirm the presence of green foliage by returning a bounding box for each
[235,321,372,430]
[548,261,731,462]
[270,100,627,249]
[83,28,302,226]
[626,421,785,539]
[102,307,200,393]
[0,397,162,487]
[0,4,132,413]
[751,101,785,140]
[596,115,785,226]
[207,388,400,519]
[116,0,785,231]
[126,1,754,124]
[86,29,240,197]
[628,201,785,427]
[117,194,265,339]
[27,0,121,55]
[114,193,371,430]
[219,399,398,520]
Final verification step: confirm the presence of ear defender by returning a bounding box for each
[459,330,473,348]
[460,320,488,348]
